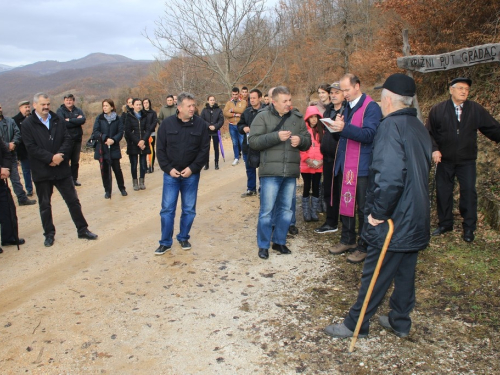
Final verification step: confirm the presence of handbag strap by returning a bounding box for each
[272,111,291,132]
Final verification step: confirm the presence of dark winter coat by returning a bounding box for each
[320,101,345,162]
[361,108,432,252]
[124,110,155,155]
[200,104,224,136]
[157,115,210,175]
[12,112,29,160]
[0,135,12,169]
[92,113,124,160]
[248,105,311,178]
[143,108,158,136]
[21,111,73,182]
[56,104,86,142]
[237,104,264,154]
[426,99,500,163]
[0,117,21,154]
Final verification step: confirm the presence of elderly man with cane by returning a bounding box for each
[324,74,432,339]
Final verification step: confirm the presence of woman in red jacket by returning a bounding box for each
[300,106,324,222]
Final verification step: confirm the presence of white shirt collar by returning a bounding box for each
[349,95,362,109]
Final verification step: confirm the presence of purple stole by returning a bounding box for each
[339,95,373,217]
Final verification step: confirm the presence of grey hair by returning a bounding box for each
[271,86,291,100]
[381,89,413,108]
[33,92,50,104]
[177,92,195,105]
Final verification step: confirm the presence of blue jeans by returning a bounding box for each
[242,153,257,192]
[229,124,243,159]
[257,176,296,249]
[20,158,33,194]
[159,173,200,247]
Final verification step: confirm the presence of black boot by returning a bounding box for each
[204,162,209,170]
[215,160,219,170]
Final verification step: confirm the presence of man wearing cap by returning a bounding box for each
[325,73,432,339]
[327,74,382,264]
[13,100,34,197]
[0,102,36,206]
[315,81,345,234]
[56,94,86,186]
[427,78,500,242]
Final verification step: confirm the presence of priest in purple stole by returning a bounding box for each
[327,74,382,264]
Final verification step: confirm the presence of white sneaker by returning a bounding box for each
[232,158,239,166]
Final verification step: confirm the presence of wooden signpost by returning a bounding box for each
[397,43,500,73]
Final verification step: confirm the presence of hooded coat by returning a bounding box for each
[124,110,155,155]
[300,106,324,174]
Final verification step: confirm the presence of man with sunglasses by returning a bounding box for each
[427,77,500,242]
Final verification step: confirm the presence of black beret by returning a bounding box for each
[449,77,472,87]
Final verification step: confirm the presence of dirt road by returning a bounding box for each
[0,143,323,374]
[1,141,499,374]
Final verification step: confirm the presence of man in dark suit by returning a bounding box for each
[22,92,97,247]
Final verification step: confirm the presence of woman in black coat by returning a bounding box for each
[142,98,158,173]
[200,95,224,170]
[92,99,127,198]
[124,98,154,190]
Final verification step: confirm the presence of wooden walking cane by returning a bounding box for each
[348,218,394,353]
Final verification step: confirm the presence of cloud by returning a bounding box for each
[0,0,166,66]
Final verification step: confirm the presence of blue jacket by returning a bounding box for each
[334,94,382,177]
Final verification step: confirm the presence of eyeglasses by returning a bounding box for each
[452,86,470,92]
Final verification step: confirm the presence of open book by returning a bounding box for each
[320,118,338,133]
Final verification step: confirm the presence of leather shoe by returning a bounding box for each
[0,247,3,253]
[288,225,299,235]
[78,230,98,240]
[379,316,409,338]
[74,180,82,186]
[19,198,36,206]
[2,238,25,246]
[329,242,357,255]
[44,236,54,247]
[463,229,474,242]
[272,243,292,254]
[104,192,111,199]
[258,248,269,259]
[120,189,128,196]
[431,226,453,236]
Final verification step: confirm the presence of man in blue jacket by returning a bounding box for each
[327,74,382,263]
[325,74,432,339]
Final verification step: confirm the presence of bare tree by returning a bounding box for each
[147,0,280,94]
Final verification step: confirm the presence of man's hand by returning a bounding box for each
[209,125,215,131]
[368,214,384,227]
[278,130,291,141]
[290,135,301,147]
[52,153,64,166]
[180,167,192,178]
[105,138,115,146]
[0,167,10,179]
[138,140,145,150]
[432,150,442,164]
[331,114,345,132]
[243,126,250,134]
[170,168,181,178]
[8,142,15,151]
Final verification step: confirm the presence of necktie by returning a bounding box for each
[456,105,462,122]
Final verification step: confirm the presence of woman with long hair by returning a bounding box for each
[300,106,324,222]
[92,99,127,198]
[142,98,158,173]
[200,95,224,170]
[124,98,154,191]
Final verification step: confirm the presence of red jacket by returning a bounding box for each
[300,106,323,173]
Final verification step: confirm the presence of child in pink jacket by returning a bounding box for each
[300,106,324,222]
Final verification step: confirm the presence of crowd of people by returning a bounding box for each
[1,72,499,340]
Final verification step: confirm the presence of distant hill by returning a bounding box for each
[0,53,152,115]
[0,64,14,73]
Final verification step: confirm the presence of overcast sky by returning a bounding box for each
[0,0,168,67]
